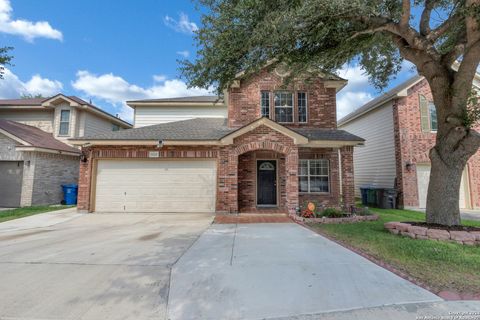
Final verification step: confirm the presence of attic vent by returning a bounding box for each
[274,63,290,77]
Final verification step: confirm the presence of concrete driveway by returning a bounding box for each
[168,223,442,320]
[0,212,213,320]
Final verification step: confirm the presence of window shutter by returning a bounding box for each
[419,94,430,132]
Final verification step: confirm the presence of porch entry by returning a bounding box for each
[257,160,277,206]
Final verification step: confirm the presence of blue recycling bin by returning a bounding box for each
[62,184,78,205]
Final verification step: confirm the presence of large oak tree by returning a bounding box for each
[182,0,480,226]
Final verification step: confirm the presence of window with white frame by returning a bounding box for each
[59,110,70,136]
[297,92,307,123]
[299,159,329,193]
[419,94,438,132]
[261,91,270,118]
[274,91,293,123]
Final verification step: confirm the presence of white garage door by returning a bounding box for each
[95,160,216,213]
[416,164,469,209]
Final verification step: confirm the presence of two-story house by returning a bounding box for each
[0,94,132,207]
[338,75,480,210]
[71,67,364,214]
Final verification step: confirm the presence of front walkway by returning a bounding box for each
[167,223,441,320]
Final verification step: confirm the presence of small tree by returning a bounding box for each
[0,46,13,79]
[182,0,480,226]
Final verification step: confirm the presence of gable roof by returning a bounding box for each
[0,95,131,128]
[0,119,80,154]
[338,75,424,127]
[70,117,364,147]
[41,94,132,128]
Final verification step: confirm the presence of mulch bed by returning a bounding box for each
[405,222,480,232]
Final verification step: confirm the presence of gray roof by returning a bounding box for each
[0,119,80,154]
[77,118,234,141]
[338,75,424,126]
[127,96,223,104]
[293,128,364,142]
[73,118,364,143]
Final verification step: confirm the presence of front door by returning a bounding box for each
[257,160,277,205]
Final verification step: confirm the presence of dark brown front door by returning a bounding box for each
[257,160,277,205]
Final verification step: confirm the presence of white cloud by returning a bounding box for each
[164,13,198,34]
[337,91,373,119]
[72,70,212,122]
[0,68,62,98]
[336,61,417,119]
[153,74,167,82]
[336,64,372,119]
[24,74,63,95]
[0,0,62,41]
[176,50,190,58]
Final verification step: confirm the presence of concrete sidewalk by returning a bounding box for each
[0,207,82,232]
[168,223,441,320]
[273,301,480,320]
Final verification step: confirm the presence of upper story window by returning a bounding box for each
[297,92,307,123]
[298,159,329,193]
[419,94,437,132]
[59,110,70,136]
[112,124,120,131]
[261,91,270,118]
[274,91,293,123]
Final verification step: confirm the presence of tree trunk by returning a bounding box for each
[425,146,466,225]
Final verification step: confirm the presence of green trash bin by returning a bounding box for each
[366,189,377,207]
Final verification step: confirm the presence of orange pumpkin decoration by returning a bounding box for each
[307,202,316,212]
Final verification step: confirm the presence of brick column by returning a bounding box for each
[216,148,239,213]
[340,146,355,208]
[285,146,299,214]
[77,148,93,212]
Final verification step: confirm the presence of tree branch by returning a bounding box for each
[401,0,411,27]
[427,13,464,42]
[420,0,434,35]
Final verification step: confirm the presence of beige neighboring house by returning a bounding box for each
[0,94,132,207]
[128,96,227,127]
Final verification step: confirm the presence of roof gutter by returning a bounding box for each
[15,146,80,156]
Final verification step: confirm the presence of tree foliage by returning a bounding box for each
[182,0,479,102]
[0,46,13,79]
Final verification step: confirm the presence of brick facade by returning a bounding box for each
[77,69,357,214]
[1,132,78,207]
[393,78,480,209]
[228,69,337,129]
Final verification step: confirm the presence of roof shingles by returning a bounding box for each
[73,118,364,143]
[0,120,80,154]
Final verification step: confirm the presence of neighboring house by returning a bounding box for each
[0,94,132,207]
[338,76,480,210]
[128,96,227,127]
[71,67,364,214]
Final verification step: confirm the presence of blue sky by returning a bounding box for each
[0,0,417,122]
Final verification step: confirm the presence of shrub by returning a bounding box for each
[356,207,373,216]
[320,208,344,218]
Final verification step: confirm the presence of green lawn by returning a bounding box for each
[309,208,480,294]
[0,205,74,223]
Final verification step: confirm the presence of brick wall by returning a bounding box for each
[393,78,480,209]
[228,68,337,129]
[31,153,79,205]
[76,126,354,214]
[238,151,287,212]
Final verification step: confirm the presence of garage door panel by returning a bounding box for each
[95,160,216,213]
[416,164,468,209]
